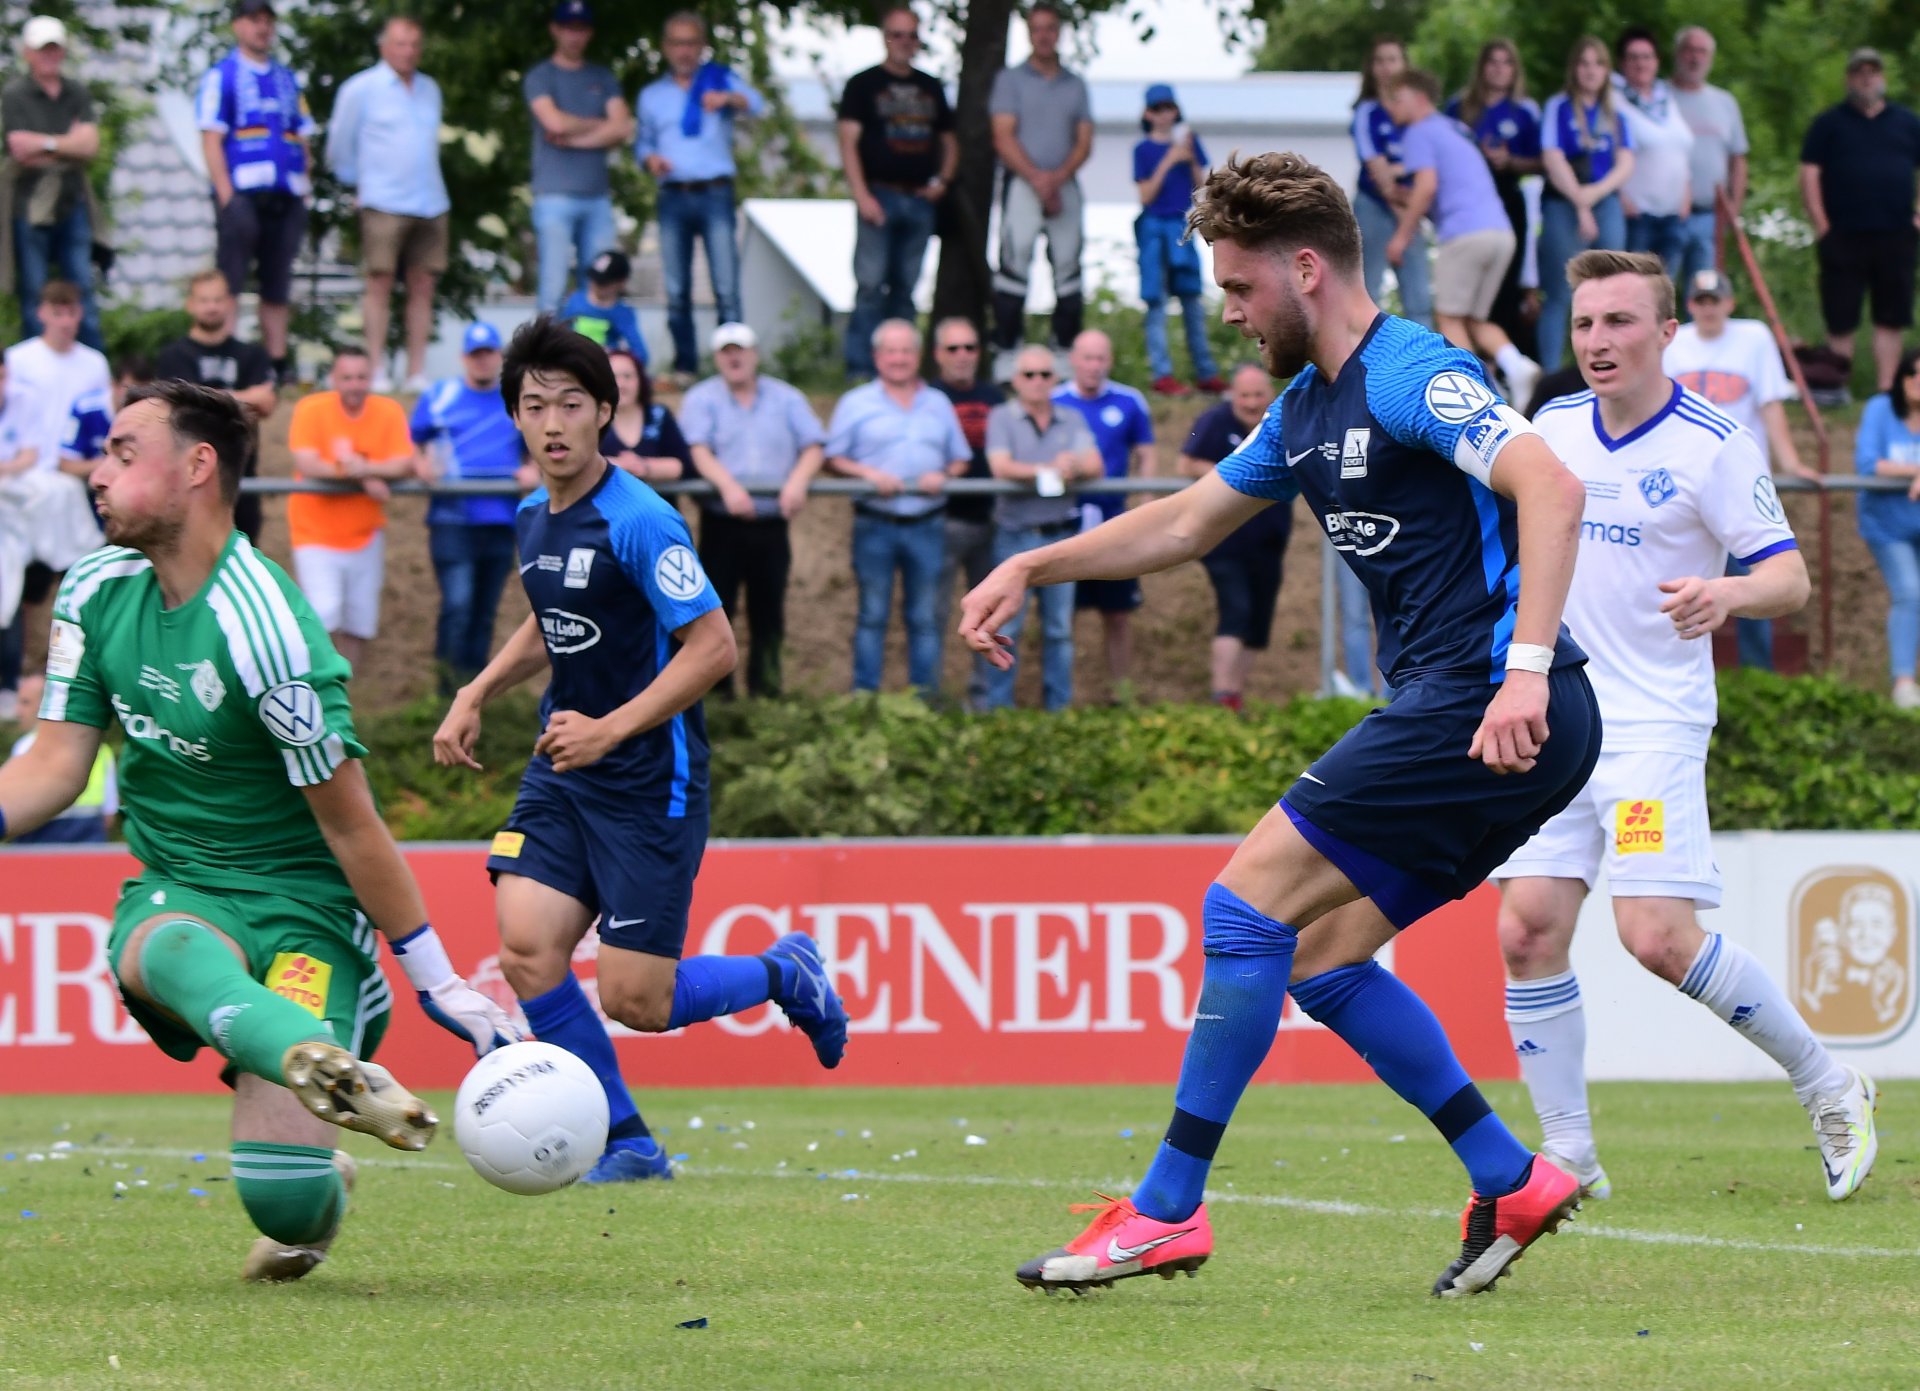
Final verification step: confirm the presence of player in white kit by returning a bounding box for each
[1493,250,1879,1202]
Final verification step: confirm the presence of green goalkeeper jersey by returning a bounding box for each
[41,534,369,901]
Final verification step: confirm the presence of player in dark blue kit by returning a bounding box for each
[434,318,848,1183]
[963,153,1603,1297]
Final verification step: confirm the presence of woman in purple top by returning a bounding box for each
[1134,82,1223,396]
[1537,36,1637,370]
[1448,39,1543,358]
[1350,36,1431,330]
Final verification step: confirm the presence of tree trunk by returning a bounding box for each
[931,0,1014,335]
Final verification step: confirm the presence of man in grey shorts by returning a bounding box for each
[988,3,1093,372]
[1385,69,1541,407]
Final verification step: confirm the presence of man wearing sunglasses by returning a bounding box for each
[982,343,1101,710]
[836,7,957,380]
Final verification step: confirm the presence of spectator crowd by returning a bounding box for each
[1,3,1919,732]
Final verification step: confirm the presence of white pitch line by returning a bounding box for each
[64,1145,1919,1260]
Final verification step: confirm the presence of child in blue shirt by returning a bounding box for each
[560,249,649,364]
[1133,83,1222,396]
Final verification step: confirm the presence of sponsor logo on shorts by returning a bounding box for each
[1423,371,1496,424]
[1614,799,1665,854]
[564,547,596,590]
[1580,519,1642,546]
[1790,867,1915,1045]
[259,680,326,747]
[1638,469,1678,508]
[179,659,225,712]
[1340,428,1371,479]
[654,545,708,602]
[491,831,525,859]
[1753,476,1785,525]
[112,693,212,762]
[267,952,332,1018]
[539,608,602,654]
[1322,510,1400,557]
[46,620,83,679]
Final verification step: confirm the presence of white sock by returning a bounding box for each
[1495,343,1532,376]
[1679,932,1851,1105]
[1504,972,1597,1171]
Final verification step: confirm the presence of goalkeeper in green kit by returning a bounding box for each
[0,381,522,1281]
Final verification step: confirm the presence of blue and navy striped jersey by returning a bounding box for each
[1217,315,1585,686]
[515,464,721,813]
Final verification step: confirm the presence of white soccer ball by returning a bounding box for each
[453,1041,610,1195]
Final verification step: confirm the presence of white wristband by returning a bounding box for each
[1505,642,1554,675]
[390,923,455,993]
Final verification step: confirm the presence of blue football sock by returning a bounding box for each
[1133,883,1296,1223]
[1290,961,1533,1195]
[667,955,776,1031]
[519,973,645,1139]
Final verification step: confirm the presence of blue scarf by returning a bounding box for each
[682,62,732,137]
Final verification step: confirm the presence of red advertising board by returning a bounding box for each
[0,842,1515,1093]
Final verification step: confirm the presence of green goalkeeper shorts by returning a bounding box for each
[109,874,392,1067]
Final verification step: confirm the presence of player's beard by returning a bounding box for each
[1256,283,1313,379]
[99,504,184,554]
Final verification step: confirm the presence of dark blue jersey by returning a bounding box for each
[515,463,721,813]
[1217,315,1583,686]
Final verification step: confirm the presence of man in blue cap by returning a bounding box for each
[411,321,535,688]
[524,1,633,313]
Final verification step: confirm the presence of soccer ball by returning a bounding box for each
[453,1041,610,1195]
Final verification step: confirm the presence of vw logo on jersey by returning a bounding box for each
[1100,404,1125,428]
[654,545,708,602]
[1424,371,1497,424]
[1639,468,1678,508]
[1753,476,1786,525]
[259,680,325,747]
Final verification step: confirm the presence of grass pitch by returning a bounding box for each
[2,1082,1916,1390]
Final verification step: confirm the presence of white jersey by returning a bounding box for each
[1535,383,1797,758]
[1663,319,1795,450]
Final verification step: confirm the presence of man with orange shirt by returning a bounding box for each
[286,346,412,666]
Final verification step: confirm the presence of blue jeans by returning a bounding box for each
[659,181,742,374]
[1537,193,1626,370]
[1356,192,1431,328]
[15,203,102,350]
[532,194,618,313]
[983,525,1077,711]
[1336,561,1383,695]
[1676,209,1719,319]
[1144,296,1218,381]
[851,510,944,692]
[1725,556,1773,670]
[1627,212,1688,279]
[846,188,936,377]
[1868,537,1920,682]
[429,524,518,678]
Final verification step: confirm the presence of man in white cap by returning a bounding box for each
[2,15,104,349]
[678,322,826,696]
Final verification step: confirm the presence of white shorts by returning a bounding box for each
[1491,747,1721,906]
[293,533,385,640]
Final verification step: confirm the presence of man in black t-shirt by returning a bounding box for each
[1175,363,1289,713]
[928,316,1003,709]
[837,7,956,379]
[154,269,279,541]
[1799,47,1920,392]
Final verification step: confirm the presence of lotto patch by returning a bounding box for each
[267,952,332,1018]
[1614,799,1665,855]
[491,831,526,859]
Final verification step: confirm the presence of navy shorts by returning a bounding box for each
[1282,665,1602,929]
[486,769,708,958]
[1074,576,1144,612]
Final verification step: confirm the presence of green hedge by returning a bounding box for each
[350,670,1920,840]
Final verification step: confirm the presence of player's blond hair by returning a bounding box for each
[1186,152,1364,275]
[1566,248,1676,323]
